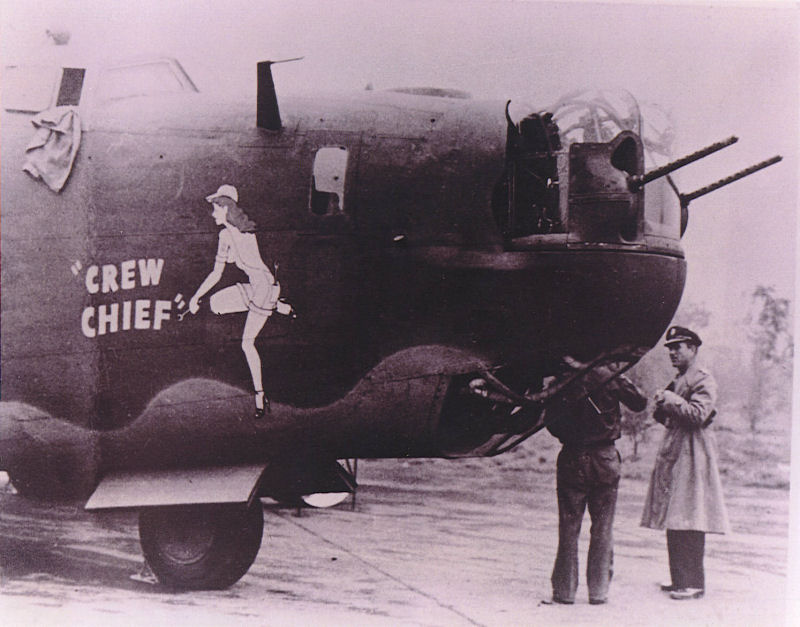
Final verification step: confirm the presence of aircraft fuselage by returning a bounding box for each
[1,81,686,504]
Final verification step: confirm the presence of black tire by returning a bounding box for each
[139,501,264,590]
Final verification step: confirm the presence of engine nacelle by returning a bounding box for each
[0,402,99,499]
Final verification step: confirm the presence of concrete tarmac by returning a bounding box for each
[0,459,790,626]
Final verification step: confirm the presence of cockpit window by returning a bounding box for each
[2,65,61,112]
[3,58,198,111]
[97,60,194,102]
[310,146,349,215]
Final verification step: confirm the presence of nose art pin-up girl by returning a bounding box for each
[188,184,292,418]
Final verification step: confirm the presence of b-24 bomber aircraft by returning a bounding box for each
[0,50,781,589]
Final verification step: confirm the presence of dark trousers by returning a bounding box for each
[666,529,705,590]
[551,444,620,603]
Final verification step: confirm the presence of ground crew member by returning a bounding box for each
[545,357,647,605]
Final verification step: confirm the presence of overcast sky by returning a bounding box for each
[2,0,797,320]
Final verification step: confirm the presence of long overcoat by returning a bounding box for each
[640,363,730,534]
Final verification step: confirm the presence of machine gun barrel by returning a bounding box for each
[679,155,783,207]
[629,136,738,190]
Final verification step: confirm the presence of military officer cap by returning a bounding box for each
[664,325,702,347]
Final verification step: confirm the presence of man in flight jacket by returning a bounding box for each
[545,359,647,605]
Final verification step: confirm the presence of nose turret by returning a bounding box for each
[496,89,652,250]
[497,89,781,253]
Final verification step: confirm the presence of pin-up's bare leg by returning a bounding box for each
[242,311,270,416]
[209,285,248,315]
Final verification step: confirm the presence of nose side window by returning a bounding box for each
[310,146,349,215]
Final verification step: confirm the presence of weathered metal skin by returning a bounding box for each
[0,345,478,499]
[0,86,686,498]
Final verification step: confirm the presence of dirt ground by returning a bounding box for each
[0,457,792,626]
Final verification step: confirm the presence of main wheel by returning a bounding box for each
[139,501,264,589]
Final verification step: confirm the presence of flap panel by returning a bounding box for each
[84,464,266,510]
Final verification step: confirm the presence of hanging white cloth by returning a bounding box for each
[22,106,82,193]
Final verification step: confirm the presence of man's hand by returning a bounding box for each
[659,390,683,406]
[562,355,587,370]
[468,378,489,398]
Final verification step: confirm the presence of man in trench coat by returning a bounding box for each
[640,326,730,600]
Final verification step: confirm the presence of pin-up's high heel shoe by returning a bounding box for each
[254,390,270,419]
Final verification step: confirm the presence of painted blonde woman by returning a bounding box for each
[189,184,292,418]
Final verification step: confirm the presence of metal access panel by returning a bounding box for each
[84,464,267,510]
